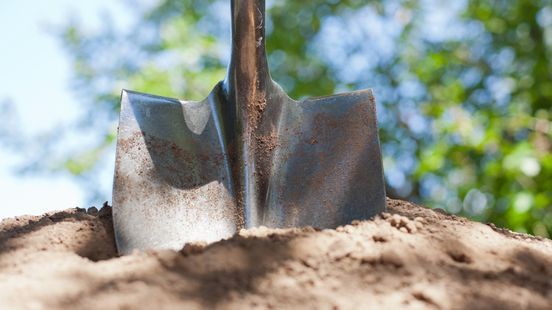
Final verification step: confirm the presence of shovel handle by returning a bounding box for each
[225,0,270,113]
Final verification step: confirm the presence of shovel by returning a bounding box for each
[112,0,386,254]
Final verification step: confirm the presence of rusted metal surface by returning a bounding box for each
[113,0,386,254]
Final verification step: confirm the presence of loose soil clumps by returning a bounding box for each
[0,199,550,309]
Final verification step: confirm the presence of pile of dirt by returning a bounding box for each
[0,199,550,309]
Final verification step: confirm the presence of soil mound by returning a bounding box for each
[0,199,550,309]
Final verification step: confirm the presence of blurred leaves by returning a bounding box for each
[18,0,552,236]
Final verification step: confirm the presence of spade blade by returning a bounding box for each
[112,0,386,254]
[112,87,239,254]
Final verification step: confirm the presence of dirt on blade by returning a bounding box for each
[0,198,551,309]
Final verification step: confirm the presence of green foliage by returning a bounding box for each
[47,0,551,236]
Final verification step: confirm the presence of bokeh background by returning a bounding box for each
[1,0,551,237]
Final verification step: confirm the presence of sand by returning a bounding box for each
[0,198,550,309]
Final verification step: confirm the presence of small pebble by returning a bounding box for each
[406,222,417,233]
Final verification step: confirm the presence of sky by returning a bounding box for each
[0,0,132,219]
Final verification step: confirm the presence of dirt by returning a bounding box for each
[255,133,279,156]
[248,96,267,130]
[254,132,280,179]
[1,198,551,309]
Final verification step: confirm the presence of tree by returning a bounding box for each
[20,0,552,235]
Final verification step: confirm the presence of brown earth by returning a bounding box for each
[0,198,551,309]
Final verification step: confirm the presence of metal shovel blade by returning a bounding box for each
[113,87,240,253]
[112,0,386,254]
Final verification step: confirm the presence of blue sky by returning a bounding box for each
[0,0,132,218]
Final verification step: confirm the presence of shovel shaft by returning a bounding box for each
[229,0,268,75]
[223,0,271,227]
[225,0,269,126]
